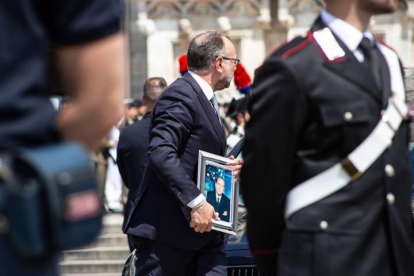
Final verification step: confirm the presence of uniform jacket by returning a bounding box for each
[241,17,414,276]
[117,112,152,232]
[125,73,227,250]
[206,191,231,222]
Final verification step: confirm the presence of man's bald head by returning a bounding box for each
[143,77,167,110]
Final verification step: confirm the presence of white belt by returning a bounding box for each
[285,95,409,219]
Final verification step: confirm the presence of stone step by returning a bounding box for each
[100,224,123,235]
[100,214,124,235]
[63,247,130,261]
[103,213,124,226]
[60,260,125,274]
[85,233,128,248]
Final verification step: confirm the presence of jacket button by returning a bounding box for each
[343,112,353,121]
[0,214,10,234]
[387,193,395,205]
[319,220,328,230]
[384,164,395,177]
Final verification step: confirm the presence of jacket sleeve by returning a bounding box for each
[117,129,130,189]
[35,0,121,45]
[146,85,201,206]
[240,58,307,275]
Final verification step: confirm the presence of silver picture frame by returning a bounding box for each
[197,150,238,235]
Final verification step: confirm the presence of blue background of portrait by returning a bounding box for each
[204,164,232,198]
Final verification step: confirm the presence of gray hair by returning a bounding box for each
[187,31,230,74]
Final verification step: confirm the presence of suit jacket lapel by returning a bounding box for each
[310,17,382,106]
[182,73,226,155]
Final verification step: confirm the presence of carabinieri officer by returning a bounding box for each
[241,0,414,275]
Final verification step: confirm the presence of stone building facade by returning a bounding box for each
[126,0,414,101]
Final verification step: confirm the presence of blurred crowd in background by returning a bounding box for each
[53,76,251,214]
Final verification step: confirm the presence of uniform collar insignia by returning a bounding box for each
[312,28,345,62]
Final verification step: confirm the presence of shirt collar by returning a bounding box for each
[188,71,214,101]
[320,9,375,52]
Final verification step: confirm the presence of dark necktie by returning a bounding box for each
[210,95,222,126]
[358,37,384,90]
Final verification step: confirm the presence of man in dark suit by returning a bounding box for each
[206,177,230,222]
[125,31,243,275]
[241,0,414,275]
[117,77,167,251]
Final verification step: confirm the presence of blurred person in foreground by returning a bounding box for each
[0,1,124,275]
[124,31,243,275]
[241,0,414,275]
[117,77,167,251]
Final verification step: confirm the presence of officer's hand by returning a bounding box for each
[227,156,244,183]
[190,201,219,233]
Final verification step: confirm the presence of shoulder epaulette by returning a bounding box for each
[311,28,346,62]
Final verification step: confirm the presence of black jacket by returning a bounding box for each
[125,73,227,250]
[241,17,414,276]
[117,112,152,232]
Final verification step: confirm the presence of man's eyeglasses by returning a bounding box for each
[220,56,240,67]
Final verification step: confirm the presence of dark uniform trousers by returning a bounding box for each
[241,16,414,276]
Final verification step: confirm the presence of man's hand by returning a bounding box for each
[190,201,219,233]
[227,156,244,183]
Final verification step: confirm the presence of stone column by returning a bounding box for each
[287,0,323,40]
[371,4,413,67]
[125,0,149,99]
[262,0,289,56]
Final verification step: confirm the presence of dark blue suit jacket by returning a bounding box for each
[125,73,227,250]
[206,191,230,222]
[117,112,152,232]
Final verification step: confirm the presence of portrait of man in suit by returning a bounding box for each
[206,176,231,222]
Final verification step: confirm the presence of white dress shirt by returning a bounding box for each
[320,10,375,63]
[216,194,221,204]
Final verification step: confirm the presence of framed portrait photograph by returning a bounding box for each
[197,150,238,235]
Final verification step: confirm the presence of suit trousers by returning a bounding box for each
[129,235,227,276]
